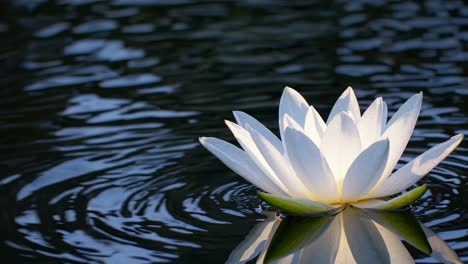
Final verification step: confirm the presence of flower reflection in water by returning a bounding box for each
[227,207,461,264]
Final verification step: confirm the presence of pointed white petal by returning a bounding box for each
[342,139,390,202]
[357,97,386,149]
[279,87,309,140]
[225,121,291,195]
[377,93,423,184]
[304,105,327,146]
[233,111,283,154]
[283,114,304,132]
[371,134,463,198]
[226,212,280,264]
[199,137,286,195]
[321,112,362,187]
[248,126,314,199]
[284,128,339,203]
[386,92,423,129]
[327,87,360,124]
[366,94,423,193]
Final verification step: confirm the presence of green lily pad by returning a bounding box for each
[264,215,332,263]
[258,192,333,215]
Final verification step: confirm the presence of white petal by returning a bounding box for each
[283,114,304,132]
[327,87,360,124]
[279,87,309,141]
[379,93,423,182]
[385,92,423,129]
[233,111,283,154]
[225,121,291,195]
[357,97,386,149]
[199,137,286,195]
[367,93,423,193]
[371,134,463,198]
[342,139,390,202]
[304,105,327,146]
[321,112,362,187]
[248,126,314,199]
[284,128,339,203]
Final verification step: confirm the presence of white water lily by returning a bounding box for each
[200,87,463,213]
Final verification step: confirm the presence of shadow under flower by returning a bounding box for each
[227,207,462,264]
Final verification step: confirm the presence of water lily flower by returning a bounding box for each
[199,87,463,214]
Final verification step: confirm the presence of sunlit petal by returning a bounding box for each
[279,87,309,141]
[378,93,423,184]
[321,111,361,187]
[327,86,360,124]
[225,120,291,195]
[284,127,339,203]
[357,97,386,149]
[304,105,327,146]
[233,110,283,154]
[199,137,286,195]
[371,134,463,198]
[248,126,314,199]
[283,114,304,132]
[342,139,390,202]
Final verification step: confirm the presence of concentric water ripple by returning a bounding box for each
[0,0,467,263]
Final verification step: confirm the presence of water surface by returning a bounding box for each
[0,0,466,263]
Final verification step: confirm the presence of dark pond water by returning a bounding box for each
[0,0,467,263]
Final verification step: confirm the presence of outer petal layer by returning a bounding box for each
[225,121,290,194]
[199,137,286,195]
[370,134,463,198]
[378,93,423,185]
[233,111,283,153]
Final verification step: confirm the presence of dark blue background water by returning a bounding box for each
[0,0,466,263]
